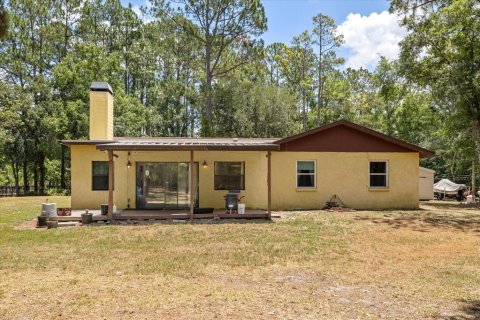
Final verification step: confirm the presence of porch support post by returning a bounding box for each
[267,151,272,219]
[189,150,194,219]
[108,150,114,221]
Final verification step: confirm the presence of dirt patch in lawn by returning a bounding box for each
[14,218,40,230]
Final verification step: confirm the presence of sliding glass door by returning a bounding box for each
[136,162,198,209]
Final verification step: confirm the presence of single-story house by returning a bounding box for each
[62,82,435,219]
[419,167,435,200]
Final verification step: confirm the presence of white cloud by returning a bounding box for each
[132,1,154,23]
[132,5,142,17]
[337,11,407,69]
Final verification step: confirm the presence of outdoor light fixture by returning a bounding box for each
[127,152,132,168]
[203,160,208,168]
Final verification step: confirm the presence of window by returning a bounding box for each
[92,161,109,191]
[369,161,388,188]
[296,161,316,188]
[214,162,245,190]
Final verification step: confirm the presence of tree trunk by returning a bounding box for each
[472,159,476,202]
[38,151,45,195]
[203,40,213,137]
[317,31,322,127]
[386,105,394,136]
[33,164,38,194]
[301,47,307,131]
[11,157,19,197]
[302,92,307,131]
[474,119,480,198]
[60,145,66,189]
[23,159,28,194]
[204,75,213,136]
[14,163,19,196]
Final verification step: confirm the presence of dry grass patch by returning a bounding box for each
[0,197,479,319]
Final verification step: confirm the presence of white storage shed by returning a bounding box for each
[419,167,435,200]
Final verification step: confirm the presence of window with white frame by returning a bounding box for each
[369,161,388,188]
[296,161,316,188]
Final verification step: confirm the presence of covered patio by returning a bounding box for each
[93,137,278,222]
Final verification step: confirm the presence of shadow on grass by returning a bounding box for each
[422,201,480,210]
[355,211,480,232]
[446,300,480,320]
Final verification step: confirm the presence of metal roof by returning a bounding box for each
[60,120,435,156]
[61,140,114,146]
[75,137,281,151]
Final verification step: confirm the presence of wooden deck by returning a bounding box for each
[49,209,269,222]
[115,209,269,220]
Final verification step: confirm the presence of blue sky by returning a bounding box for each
[260,0,389,44]
[122,0,405,69]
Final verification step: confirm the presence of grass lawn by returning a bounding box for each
[0,197,479,319]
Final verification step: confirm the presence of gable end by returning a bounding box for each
[276,120,434,158]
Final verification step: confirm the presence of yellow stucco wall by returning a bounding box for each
[70,146,419,211]
[271,152,419,210]
[70,146,269,210]
[89,91,113,140]
[70,145,110,209]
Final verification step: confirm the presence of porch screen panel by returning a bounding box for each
[214,162,245,190]
[92,161,109,190]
